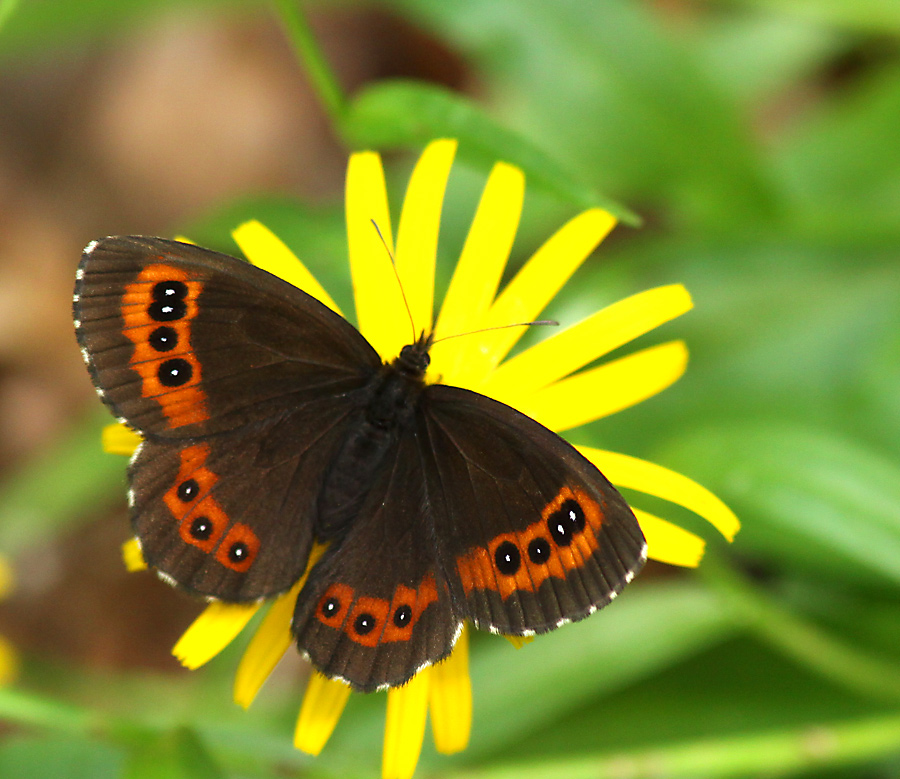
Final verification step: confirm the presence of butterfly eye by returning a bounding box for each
[149,326,178,352]
[392,604,412,628]
[494,541,521,575]
[527,537,551,564]
[354,612,377,636]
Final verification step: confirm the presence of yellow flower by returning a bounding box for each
[0,556,19,685]
[107,139,738,779]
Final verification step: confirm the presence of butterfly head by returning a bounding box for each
[394,332,433,379]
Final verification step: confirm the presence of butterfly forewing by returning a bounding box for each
[74,236,380,438]
[419,386,647,635]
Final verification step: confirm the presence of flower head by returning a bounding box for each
[107,139,738,778]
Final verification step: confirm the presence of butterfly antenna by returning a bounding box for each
[432,319,559,345]
[371,219,417,342]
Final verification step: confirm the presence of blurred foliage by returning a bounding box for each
[2,0,900,777]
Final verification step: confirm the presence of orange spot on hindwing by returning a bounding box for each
[315,574,440,646]
[162,444,258,573]
[456,487,605,599]
[122,263,209,429]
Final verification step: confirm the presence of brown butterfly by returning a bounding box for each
[73,235,646,692]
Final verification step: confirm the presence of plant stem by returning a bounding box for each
[697,552,900,704]
[272,0,346,130]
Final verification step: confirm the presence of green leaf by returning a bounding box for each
[710,0,900,35]
[462,581,736,758]
[0,409,126,557]
[394,0,781,225]
[0,0,253,58]
[0,736,123,779]
[775,65,900,245]
[658,424,900,589]
[340,79,640,224]
[124,727,225,779]
[447,711,900,779]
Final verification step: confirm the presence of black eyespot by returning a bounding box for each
[321,597,341,619]
[189,516,212,540]
[548,499,586,546]
[528,537,551,564]
[157,358,192,387]
[393,604,412,628]
[354,612,376,635]
[148,299,187,322]
[564,499,586,533]
[152,280,188,301]
[176,478,198,502]
[148,325,178,352]
[228,542,248,563]
[494,541,521,575]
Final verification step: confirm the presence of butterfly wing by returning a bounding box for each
[75,236,383,601]
[291,429,460,692]
[74,236,380,437]
[419,385,647,635]
[129,395,363,601]
[290,384,645,691]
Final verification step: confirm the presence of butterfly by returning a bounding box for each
[73,235,647,692]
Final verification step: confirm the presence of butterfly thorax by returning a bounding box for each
[314,334,432,540]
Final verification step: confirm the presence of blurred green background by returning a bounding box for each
[1,0,900,777]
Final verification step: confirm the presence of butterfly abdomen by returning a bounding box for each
[315,362,426,540]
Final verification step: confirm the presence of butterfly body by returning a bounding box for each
[74,236,647,692]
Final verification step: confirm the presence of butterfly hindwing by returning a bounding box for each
[418,385,647,636]
[74,236,380,438]
[292,430,460,692]
[129,395,362,601]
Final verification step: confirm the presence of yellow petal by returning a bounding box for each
[431,161,524,383]
[233,543,328,708]
[294,672,352,756]
[383,669,431,779]
[102,424,141,456]
[346,150,403,359]
[0,635,18,686]
[395,138,457,338]
[121,538,147,572]
[481,284,693,403]
[232,220,342,315]
[429,627,472,755]
[516,341,688,432]
[580,447,740,541]
[634,509,706,568]
[458,208,617,389]
[233,581,301,709]
[173,602,261,670]
[504,635,534,649]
